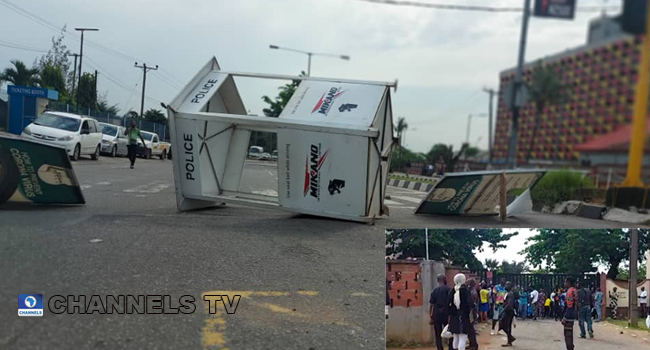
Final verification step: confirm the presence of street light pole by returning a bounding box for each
[269,45,350,77]
[483,88,497,165]
[630,228,639,327]
[74,28,98,112]
[466,113,487,145]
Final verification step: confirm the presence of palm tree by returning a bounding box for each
[500,260,528,274]
[395,117,409,170]
[484,258,500,271]
[0,60,40,87]
[524,62,567,163]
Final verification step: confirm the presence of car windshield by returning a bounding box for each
[101,124,118,136]
[142,133,154,141]
[250,148,261,154]
[33,113,80,132]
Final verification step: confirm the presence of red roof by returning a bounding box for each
[574,118,650,153]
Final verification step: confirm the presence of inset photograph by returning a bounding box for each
[386,228,649,350]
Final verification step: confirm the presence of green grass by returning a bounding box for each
[607,318,650,333]
[531,169,594,208]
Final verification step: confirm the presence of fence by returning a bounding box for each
[49,102,167,141]
[476,271,602,293]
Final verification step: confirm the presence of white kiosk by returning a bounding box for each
[166,58,396,223]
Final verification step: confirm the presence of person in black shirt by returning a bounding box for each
[501,282,516,347]
[430,274,452,350]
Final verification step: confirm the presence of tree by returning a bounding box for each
[386,229,518,270]
[484,258,500,271]
[261,71,305,117]
[125,111,139,119]
[395,117,408,147]
[521,229,650,279]
[618,263,647,281]
[40,63,67,96]
[500,260,528,274]
[426,143,469,172]
[464,146,480,159]
[37,26,72,80]
[0,60,40,87]
[524,62,569,163]
[76,72,96,109]
[143,108,166,123]
[96,95,120,116]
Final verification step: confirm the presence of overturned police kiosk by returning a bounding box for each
[166,58,396,223]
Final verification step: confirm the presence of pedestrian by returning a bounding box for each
[537,288,546,319]
[429,274,452,350]
[447,273,473,350]
[479,282,489,323]
[609,287,618,319]
[562,277,578,350]
[501,282,517,347]
[554,288,563,321]
[124,121,147,169]
[593,287,603,322]
[544,297,551,318]
[639,287,648,318]
[530,287,539,320]
[550,289,557,319]
[577,282,594,339]
[518,287,529,321]
[467,279,479,350]
[491,279,507,335]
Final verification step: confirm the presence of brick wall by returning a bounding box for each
[387,261,423,308]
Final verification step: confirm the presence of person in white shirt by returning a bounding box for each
[530,289,539,320]
[640,287,648,317]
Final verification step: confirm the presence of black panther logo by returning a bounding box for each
[338,104,358,112]
[328,179,345,195]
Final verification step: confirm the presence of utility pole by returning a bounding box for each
[630,228,639,327]
[134,62,158,120]
[506,0,532,169]
[74,28,99,112]
[94,70,98,111]
[68,53,80,103]
[483,88,497,165]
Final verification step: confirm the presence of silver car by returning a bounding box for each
[99,123,128,157]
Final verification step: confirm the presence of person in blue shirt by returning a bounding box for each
[593,287,603,322]
[518,287,530,320]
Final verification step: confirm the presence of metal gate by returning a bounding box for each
[476,271,601,292]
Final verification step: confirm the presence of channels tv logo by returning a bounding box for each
[18,294,43,317]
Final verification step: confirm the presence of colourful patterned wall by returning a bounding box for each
[493,36,642,163]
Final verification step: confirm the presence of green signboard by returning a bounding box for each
[0,132,84,205]
[415,170,546,216]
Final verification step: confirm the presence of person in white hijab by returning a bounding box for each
[447,273,473,350]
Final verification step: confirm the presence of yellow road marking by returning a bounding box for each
[351,292,373,297]
[296,290,319,296]
[202,307,228,350]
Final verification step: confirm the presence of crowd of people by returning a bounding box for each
[427,274,646,350]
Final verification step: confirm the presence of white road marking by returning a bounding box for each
[267,171,274,176]
[391,195,424,204]
[124,182,171,193]
[384,199,404,206]
[96,182,111,185]
[80,185,92,190]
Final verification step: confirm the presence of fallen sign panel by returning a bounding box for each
[0,132,85,205]
[414,169,546,216]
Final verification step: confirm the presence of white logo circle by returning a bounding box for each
[24,296,37,308]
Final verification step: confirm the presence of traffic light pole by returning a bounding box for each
[622,3,650,187]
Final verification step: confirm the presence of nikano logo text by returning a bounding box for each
[311,87,345,115]
[304,144,328,199]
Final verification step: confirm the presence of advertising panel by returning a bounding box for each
[0,132,84,205]
[280,80,386,127]
[533,0,576,20]
[278,129,368,217]
[415,170,546,216]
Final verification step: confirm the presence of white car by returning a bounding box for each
[99,123,128,157]
[22,112,103,161]
[248,146,264,159]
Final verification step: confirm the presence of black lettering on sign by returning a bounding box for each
[190,79,219,103]
[183,134,195,181]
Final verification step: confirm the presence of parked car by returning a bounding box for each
[136,131,171,159]
[21,111,102,161]
[248,146,264,159]
[99,123,128,157]
[271,150,278,160]
[260,152,272,161]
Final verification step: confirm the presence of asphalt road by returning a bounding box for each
[0,157,384,350]
[0,156,636,350]
[481,318,649,350]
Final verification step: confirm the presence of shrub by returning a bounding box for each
[531,170,593,209]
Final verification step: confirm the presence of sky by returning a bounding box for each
[0,0,621,153]
[474,228,533,263]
